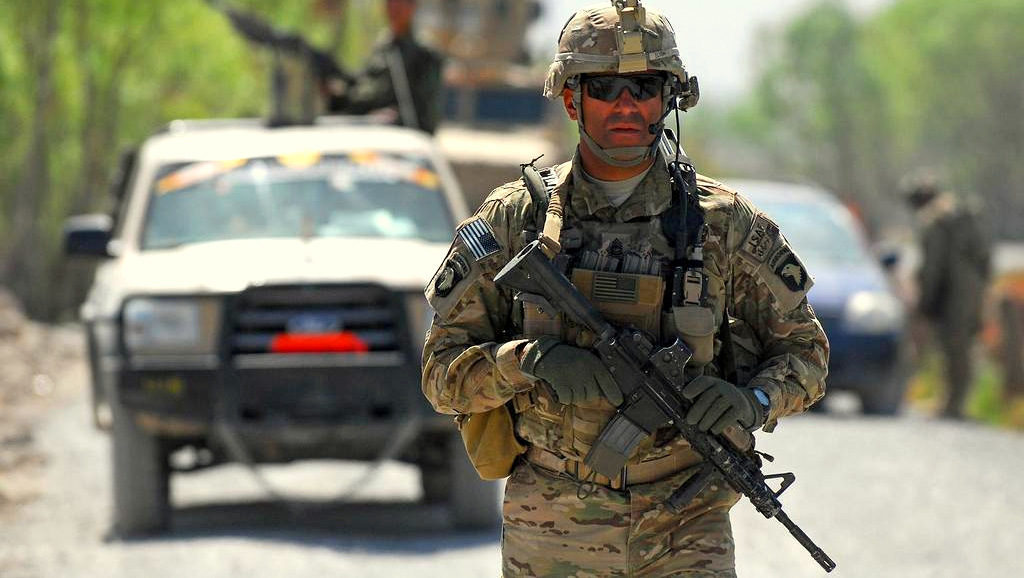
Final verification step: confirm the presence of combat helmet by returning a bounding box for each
[544,0,699,167]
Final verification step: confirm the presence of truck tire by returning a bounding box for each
[860,379,906,415]
[447,432,502,530]
[85,328,111,430]
[111,405,170,536]
[419,433,450,504]
[861,346,912,415]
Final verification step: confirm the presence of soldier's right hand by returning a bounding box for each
[520,337,624,406]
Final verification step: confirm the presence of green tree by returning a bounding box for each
[733,1,895,231]
[865,0,1024,239]
[731,0,1024,239]
[0,0,382,320]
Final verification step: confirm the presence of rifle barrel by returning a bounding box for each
[775,511,836,572]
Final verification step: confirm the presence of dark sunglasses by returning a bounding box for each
[582,74,667,102]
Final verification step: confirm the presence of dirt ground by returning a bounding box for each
[0,288,85,513]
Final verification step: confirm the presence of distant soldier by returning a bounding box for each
[905,175,992,419]
[323,0,443,134]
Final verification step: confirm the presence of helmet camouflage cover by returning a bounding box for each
[543,1,697,109]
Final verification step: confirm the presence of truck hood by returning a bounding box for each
[85,237,448,318]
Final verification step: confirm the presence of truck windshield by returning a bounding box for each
[141,152,454,249]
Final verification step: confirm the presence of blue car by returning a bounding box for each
[728,180,909,414]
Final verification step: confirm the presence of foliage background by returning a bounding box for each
[696,0,1024,241]
[0,0,1021,322]
[0,0,383,320]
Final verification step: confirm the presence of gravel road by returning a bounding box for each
[1,364,1022,578]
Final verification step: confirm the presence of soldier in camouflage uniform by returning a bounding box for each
[421,2,829,576]
[905,176,991,419]
[323,0,442,133]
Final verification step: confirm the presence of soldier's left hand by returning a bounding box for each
[681,376,763,434]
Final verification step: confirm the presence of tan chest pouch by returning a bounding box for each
[664,305,717,366]
[520,267,716,367]
[569,269,665,337]
[517,292,563,338]
[519,269,666,339]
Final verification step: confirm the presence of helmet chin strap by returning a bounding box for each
[573,86,670,168]
[578,130,657,167]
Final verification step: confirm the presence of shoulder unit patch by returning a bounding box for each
[458,217,501,261]
[740,212,780,263]
[773,251,808,292]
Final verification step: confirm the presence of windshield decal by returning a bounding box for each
[276,151,322,169]
[410,167,441,190]
[156,159,247,196]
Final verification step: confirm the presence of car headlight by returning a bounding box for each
[841,291,905,335]
[122,297,221,355]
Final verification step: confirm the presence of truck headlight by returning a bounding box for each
[841,291,904,335]
[122,297,221,355]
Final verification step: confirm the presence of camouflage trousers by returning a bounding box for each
[501,460,741,577]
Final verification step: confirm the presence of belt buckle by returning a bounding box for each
[568,458,626,491]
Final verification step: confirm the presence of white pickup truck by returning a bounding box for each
[65,117,500,535]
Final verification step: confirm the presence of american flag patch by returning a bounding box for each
[458,217,501,261]
[593,273,638,303]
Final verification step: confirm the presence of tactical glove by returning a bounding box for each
[520,337,624,406]
[681,375,766,434]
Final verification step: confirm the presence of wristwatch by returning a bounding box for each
[751,387,771,411]
[750,387,771,428]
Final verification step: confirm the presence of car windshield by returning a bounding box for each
[752,199,871,267]
[141,152,454,250]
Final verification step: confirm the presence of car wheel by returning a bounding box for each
[449,432,502,530]
[85,328,112,430]
[861,346,912,415]
[111,404,170,536]
[418,433,450,504]
[422,432,502,529]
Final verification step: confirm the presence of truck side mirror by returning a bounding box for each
[64,214,114,258]
[879,250,900,271]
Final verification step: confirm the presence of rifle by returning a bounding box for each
[493,241,837,573]
[209,1,353,85]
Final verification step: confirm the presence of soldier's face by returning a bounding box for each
[564,74,664,151]
[386,0,416,35]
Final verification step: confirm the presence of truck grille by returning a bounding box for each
[229,284,406,355]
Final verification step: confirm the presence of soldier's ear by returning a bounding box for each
[563,89,578,121]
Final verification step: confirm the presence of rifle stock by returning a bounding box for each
[212,2,353,84]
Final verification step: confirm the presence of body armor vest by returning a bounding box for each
[514,163,718,463]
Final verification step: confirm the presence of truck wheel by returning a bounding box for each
[447,432,502,530]
[861,378,908,415]
[861,346,912,415]
[111,405,170,536]
[419,433,450,504]
[85,329,112,430]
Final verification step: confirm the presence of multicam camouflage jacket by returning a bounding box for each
[422,152,829,465]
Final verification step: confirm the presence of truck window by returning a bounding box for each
[140,152,454,250]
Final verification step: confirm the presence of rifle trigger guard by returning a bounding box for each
[763,472,796,498]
